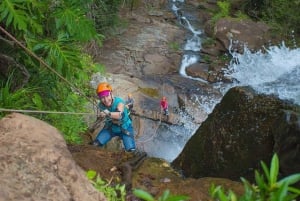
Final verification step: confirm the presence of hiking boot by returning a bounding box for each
[130,149,147,157]
[89,140,100,146]
[127,148,136,152]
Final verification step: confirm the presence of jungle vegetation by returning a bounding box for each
[1,1,300,200]
[212,0,300,46]
[0,0,130,143]
[1,0,300,144]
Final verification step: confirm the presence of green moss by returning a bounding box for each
[218,54,231,62]
[234,11,249,20]
[202,54,211,63]
[211,1,231,23]
[138,87,159,98]
[202,37,215,48]
[168,42,180,52]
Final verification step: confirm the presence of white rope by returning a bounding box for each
[136,81,166,149]
[137,117,161,143]
[0,108,93,115]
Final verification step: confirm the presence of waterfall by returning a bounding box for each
[223,43,300,105]
[141,0,300,162]
[170,0,300,107]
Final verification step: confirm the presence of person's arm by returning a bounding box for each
[110,102,124,119]
[100,101,124,120]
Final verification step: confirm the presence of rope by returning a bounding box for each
[135,81,166,150]
[0,108,93,115]
[0,26,96,106]
[136,108,163,151]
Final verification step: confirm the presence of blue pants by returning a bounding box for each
[95,125,136,151]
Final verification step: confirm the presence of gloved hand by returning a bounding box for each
[103,109,110,115]
[99,109,110,118]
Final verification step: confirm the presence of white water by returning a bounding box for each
[171,0,300,106]
[138,0,300,162]
[223,43,300,104]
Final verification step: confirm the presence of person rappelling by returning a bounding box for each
[90,82,137,152]
[160,96,169,121]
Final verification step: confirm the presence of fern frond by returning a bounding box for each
[53,5,100,42]
[0,0,28,31]
[31,32,82,78]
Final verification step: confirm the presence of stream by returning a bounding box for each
[137,0,300,162]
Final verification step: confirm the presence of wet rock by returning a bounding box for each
[213,18,271,53]
[186,62,209,80]
[172,86,300,181]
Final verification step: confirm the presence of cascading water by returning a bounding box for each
[170,0,300,107]
[139,0,300,162]
[138,0,206,162]
[171,1,207,83]
[223,43,300,105]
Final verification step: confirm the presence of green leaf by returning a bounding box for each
[278,174,300,186]
[32,93,43,109]
[165,195,190,201]
[0,0,28,31]
[159,189,170,201]
[86,170,97,180]
[209,184,222,198]
[271,181,288,201]
[287,186,300,195]
[52,5,99,42]
[217,189,228,201]
[133,189,155,201]
[270,153,279,185]
[228,190,237,201]
[261,161,270,182]
[255,170,267,190]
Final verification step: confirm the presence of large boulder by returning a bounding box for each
[212,18,271,53]
[0,113,107,201]
[172,86,300,181]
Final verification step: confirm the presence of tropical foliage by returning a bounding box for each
[86,170,126,201]
[0,0,127,143]
[228,0,300,45]
[133,189,190,201]
[87,154,300,201]
[210,153,300,201]
[211,1,231,23]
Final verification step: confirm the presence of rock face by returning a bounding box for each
[172,86,300,181]
[0,113,244,201]
[213,18,271,53]
[0,113,106,201]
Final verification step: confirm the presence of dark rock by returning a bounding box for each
[172,86,300,181]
